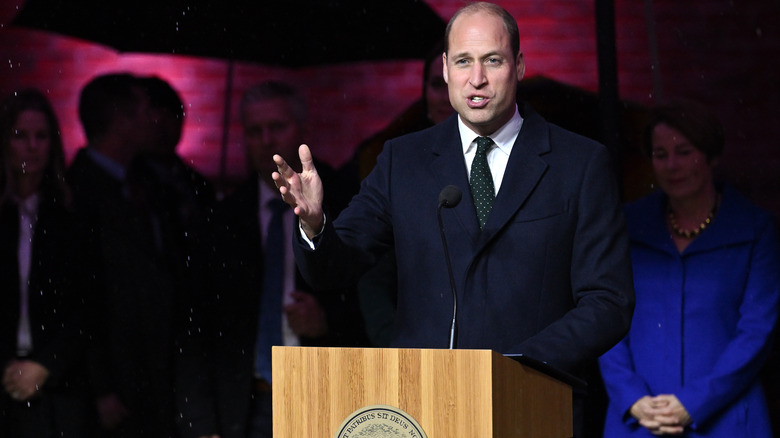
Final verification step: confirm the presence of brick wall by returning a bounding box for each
[1,0,778,214]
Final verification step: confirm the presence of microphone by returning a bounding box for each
[438,185,462,209]
[437,185,462,349]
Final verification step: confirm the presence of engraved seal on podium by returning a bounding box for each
[335,404,427,438]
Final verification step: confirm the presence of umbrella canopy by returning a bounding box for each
[12,0,446,67]
[11,0,447,186]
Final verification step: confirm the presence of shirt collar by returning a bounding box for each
[457,105,524,155]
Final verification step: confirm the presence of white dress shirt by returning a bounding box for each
[16,193,39,356]
[457,105,524,194]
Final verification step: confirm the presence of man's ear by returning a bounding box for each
[442,53,449,84]
[516,52,525,82]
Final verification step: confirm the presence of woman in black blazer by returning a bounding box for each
[0,88,92,437]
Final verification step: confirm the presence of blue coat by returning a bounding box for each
[599,184,780,437]
[294,105,635,375]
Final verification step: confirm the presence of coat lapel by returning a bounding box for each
[427,107,555,250]
[479,105,550,246]
[429,116,481,241]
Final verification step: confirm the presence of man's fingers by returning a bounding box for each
[298,144,313,169]
[273,154,294,177]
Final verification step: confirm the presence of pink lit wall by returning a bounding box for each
[1,1,779,214]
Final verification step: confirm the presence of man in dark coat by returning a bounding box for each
[176,81,367,438]
[67,73,183,438]
[273,3,635,436]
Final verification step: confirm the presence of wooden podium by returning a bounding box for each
[272,346,573,437]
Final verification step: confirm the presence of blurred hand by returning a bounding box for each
[96,393,130,429]
[630,394,691,435]
[2,359,50,401]
[285,290,328,338]
[650,394,691,435]
[272,144,324,239]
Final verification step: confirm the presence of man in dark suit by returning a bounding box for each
[67,73,183,438]
[176,81,366,438]
[274,3,634,436]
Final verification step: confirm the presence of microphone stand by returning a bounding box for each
[437,186,461,349]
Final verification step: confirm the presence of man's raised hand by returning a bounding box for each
[272,144,325,239]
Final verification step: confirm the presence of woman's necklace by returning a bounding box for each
[667,194,720,239]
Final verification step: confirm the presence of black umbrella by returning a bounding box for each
[11,0,446,67]
[11,0,446,184]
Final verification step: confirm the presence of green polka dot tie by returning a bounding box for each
[470,136,495,230]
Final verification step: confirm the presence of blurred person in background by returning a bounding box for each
[0,88,92,437]
[134,75,216,221]
[68,72,180,438]
[347,38,454,347]
[599,100,780,437]
[348,38,453,182]
[176,80,367,438]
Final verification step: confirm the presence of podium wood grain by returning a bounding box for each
[273,346,572,437]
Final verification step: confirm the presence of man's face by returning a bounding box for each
[124,88,156,154]
[242,98,302,175]
[443,11,524,136]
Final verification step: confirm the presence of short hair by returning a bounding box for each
[444,2,520,59]
[240,80,307,125]
[78,73,143,142]
[0,88,69,206]
[643,99,725,162]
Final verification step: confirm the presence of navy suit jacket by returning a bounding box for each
[295,104,635,375]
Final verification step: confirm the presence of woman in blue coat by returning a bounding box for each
[599,100,780,437]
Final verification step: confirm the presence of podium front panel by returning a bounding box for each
[272,346,572,437]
